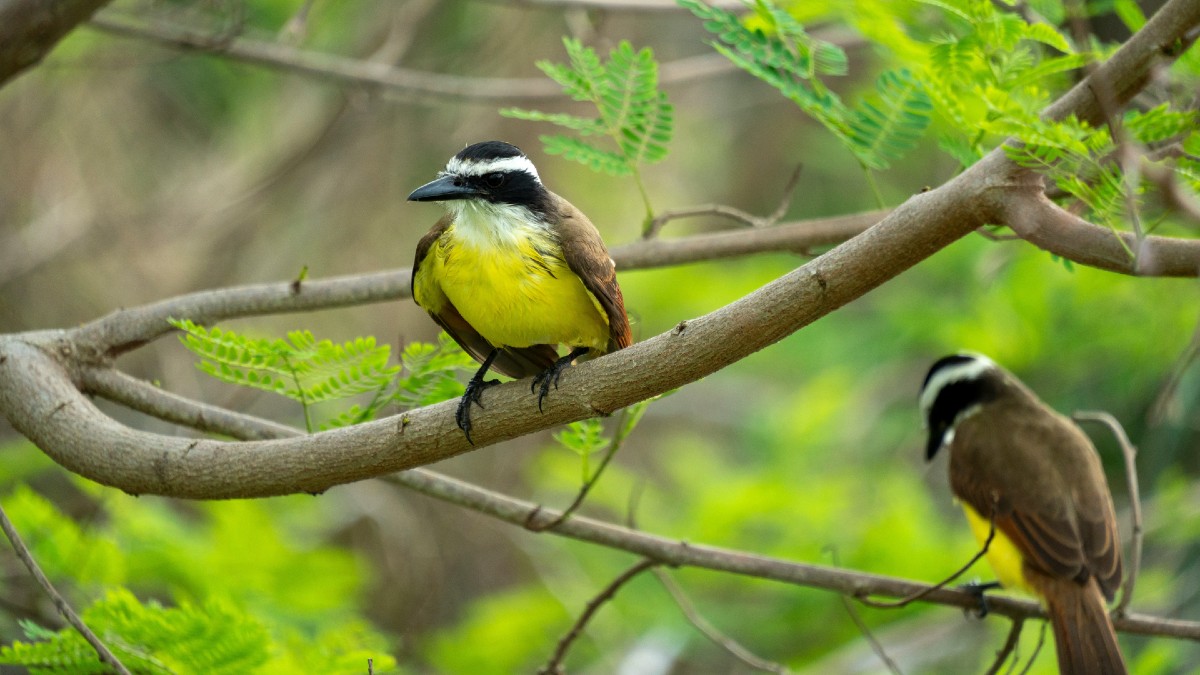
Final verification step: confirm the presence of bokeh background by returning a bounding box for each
[1,0,1198,672]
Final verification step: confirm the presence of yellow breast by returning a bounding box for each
[962,503,1036,595]
[415,203,611,352]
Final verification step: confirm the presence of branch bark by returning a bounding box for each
[3,0,1200,498]
[64,362,1200,642]
[0,0,114,86]
[86,13,736,103]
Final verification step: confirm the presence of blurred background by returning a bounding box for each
[1,0,1198,672]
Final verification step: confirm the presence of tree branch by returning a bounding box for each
[382,471,1200,641]
[69,210,879,358]
[70,366,1200,642]
[86,13,736,103]
[1001,190,1200,277]
[0,502,131,674]
[0,0,115,86]
[539,558,660,674]
[2,0,1199,501]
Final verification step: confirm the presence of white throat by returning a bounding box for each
[447,200,547,249]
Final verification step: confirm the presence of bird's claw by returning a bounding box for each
[457,377,500,444]
[959,581,1002,618]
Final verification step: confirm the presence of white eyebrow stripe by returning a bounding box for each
[445,155,540,181]
[918,355,995,422]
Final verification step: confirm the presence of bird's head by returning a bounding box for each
[407,141,552,219]
[919,353,1007,461]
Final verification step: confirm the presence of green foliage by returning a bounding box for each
[390,332,478,410]
[169,320,477,431]
[0,482,398,673]
[554,398,656,483]
[169,318,399,432]
[847,68,934,170]
[501,38,673,221]
[681,0,932,175]
[0,589,271,674]
[680,0,1199,243]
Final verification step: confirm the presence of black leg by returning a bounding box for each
[457,349,501,444]
[960,580,1002,618]
[531,347,589,412]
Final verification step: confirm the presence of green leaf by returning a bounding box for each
[503,36,673,214]
[0,589,271,674]
[541,134,632,176]
[499,108,605,135]
[847,68,933,169]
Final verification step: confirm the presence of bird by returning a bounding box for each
[919,353,1127,675]
[408,141,631,442]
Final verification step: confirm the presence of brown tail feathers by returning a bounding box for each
[1036,575,1127,675]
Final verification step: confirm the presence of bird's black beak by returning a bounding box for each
[925,423,947,461]
[407,174,481,202]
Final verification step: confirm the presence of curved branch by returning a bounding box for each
[86,14,736,103]
[0,0,114,86]
[73,365,1200,642]
[2,0,1198,503]
[1,142,998,499]
[1001,191,1200,277]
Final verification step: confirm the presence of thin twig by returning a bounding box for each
[654,569,791,674]
[1143,159,1200,226]
[1073,410,1143,616]
[1016,621,1048,675]
[0,502,132,675]
[644,164,804,238]
[827,546,903,674]
[984,617,1025,675]
[525,406,636,531]
[1149,316,1200,424]
[859,513,996,609]
[838,592,903,675]
[538,558,660,674]
[86,13,735,103]
[1067,0,1146,255]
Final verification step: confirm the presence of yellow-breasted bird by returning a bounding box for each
[920,354,1127,675]
[408,141,631,442]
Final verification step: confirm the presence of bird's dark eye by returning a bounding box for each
[483,172,505,189]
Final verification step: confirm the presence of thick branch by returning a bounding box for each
[1002,192,1200,276]
[0,147,994,499]
[2,0,1198,503]
[0,0,114,86]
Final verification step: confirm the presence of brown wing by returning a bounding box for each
[412,216,558,379]
[549,192,632,353]
[428,303,559,379]
[950,403,1122,595]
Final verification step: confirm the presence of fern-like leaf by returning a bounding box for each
[1125,104,1198,145]
[540,134,633,176]
[169,319,400,407]
[500,37,673,214]
[0,589,271,674]
[391,333,478,410]
[847,69,933,169]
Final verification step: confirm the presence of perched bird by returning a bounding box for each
[408,141,631,442]
[920,354,1127,675]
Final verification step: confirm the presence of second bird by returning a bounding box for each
[409,141,632,442]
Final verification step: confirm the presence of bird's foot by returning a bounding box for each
[530,348,588,412]
[456,377,500,444]
[959,580,1002,618]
